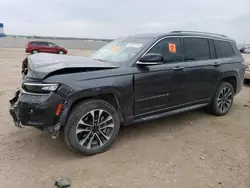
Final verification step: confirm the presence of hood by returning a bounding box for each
[26,53,118,79]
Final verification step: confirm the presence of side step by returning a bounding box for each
[134,103,208,123]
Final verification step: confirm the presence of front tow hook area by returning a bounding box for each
[9,108,24,128]
[48,123,61,139]
[9,89,24,128]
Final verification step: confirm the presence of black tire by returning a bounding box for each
[64,99,120,156]
[32,49,39,54]
[209,81,235,116]
[58,50,64,55]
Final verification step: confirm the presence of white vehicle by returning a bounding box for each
[244,47,250,54]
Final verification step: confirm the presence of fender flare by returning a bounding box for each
[58,89,124,126]
[211,71,238,101]
[217,71,238,89]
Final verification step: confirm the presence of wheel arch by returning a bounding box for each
[212,71,238,101]
[218,71,238,93]
[58,49,64,54]
[31,49,39,54]
[59,90,124,127]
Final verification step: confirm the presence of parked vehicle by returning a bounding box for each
[10,31,246,156]
[244,64,250,82]
[239,47,247,53]
[25,41,68,54]
[243,47,250,54]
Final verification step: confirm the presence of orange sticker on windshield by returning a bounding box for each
[111,46,120,51]
[168,43,176,53]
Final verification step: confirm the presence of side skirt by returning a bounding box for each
[130,103,208,125]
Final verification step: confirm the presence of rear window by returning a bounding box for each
[30,42,39,46]
[213,40,234,58]
[183,38,210,61]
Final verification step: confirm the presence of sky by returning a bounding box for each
[1,0,250,43]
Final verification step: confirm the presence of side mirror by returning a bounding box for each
[137,53,163,66]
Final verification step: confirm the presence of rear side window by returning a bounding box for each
[30,42,48,46]
[147,37,183,63]
[213,40,234,58]
[30,42,38,46]
[183,38,210,61]
[40,42,48,46]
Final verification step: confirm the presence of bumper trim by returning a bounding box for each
[9,105,24,128]
[19,88,48,96]
[9,88,65,129]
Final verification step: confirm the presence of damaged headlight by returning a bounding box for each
[22,83,60,94]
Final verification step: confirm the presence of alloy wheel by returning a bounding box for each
[76,109,115,149]
[217,87,233,113]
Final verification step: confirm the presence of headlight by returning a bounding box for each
[22,83,59,94]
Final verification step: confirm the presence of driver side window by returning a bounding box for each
[48,43,56,47]
[147,37,183,63]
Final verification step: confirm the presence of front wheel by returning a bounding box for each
[58,50,64,55]
[64,99,120,156]
[209,81,235,116]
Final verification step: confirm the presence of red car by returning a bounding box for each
[25,41,68,55]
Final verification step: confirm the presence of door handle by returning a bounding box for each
[213,62,221,67]
[173,66,184,71]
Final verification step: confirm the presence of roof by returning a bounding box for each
[127,30,235,42]
[29,41,49,43]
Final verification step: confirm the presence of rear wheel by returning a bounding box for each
[32,49,39,54]
[64,99,120,156]
[209,81,234,116]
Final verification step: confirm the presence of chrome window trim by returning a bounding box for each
[133,35,234,66]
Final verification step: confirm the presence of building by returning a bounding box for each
[0,23,6,37]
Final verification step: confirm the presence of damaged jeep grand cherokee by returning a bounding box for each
[9,31,246,156]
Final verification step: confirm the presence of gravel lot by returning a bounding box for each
[0,48,250,188]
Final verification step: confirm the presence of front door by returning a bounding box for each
[134,37,189,115]
[48,42,58,53]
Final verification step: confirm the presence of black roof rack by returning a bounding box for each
[170,30,227,38]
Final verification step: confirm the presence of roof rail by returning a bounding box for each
[170,30,227,37]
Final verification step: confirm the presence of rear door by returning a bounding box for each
[182,37,218,102]
[134,37,189,115]
[211,40,239,90]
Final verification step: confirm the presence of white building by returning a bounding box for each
[0,23,5,37]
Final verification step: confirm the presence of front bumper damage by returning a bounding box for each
[9,89,65,138]
[9,90,23,128]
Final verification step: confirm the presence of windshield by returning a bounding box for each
[90,36,154,65]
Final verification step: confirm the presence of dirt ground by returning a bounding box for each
[0,48,250,188]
